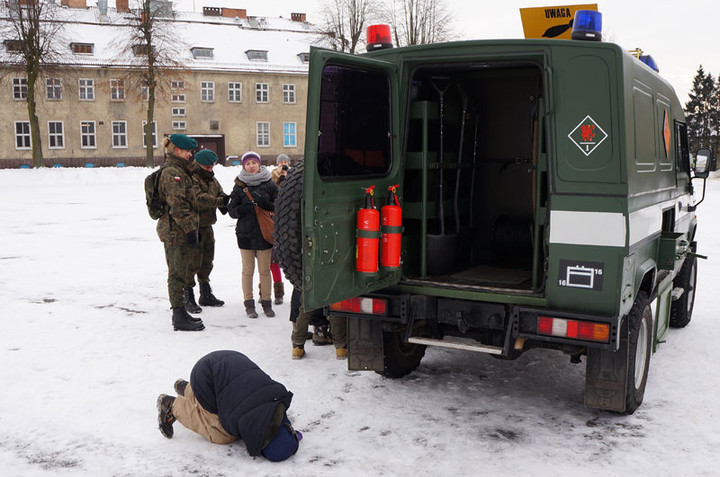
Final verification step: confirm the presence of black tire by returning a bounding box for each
[274,160,304,288]
[670,254,697,328]
[625,291,653,414]
[376,331,426,378]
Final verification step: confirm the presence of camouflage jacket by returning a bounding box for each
[156,154,199,245]
[191,163,228,227]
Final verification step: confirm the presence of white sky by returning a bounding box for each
[169,0,718,106]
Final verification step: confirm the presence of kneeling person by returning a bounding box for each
[157,350,301,462]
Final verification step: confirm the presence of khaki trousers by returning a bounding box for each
[240,248,272,301]
[172,383,235,444]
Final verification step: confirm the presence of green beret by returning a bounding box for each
[195,149,218,165]
[169,134,197,150]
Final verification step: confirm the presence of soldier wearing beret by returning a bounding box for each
[157,134,204,331]
[186,149,229,310]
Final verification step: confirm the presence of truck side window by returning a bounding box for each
[317,64,391,178]
[675,121,690,174]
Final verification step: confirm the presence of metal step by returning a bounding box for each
[407,336,504,355]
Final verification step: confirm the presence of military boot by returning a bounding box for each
[244,299,258,319]
[183,287,202,314]
[261,300,275,317]
[273,282,285,305]
[172,307,205,331]
[198,282,224,307]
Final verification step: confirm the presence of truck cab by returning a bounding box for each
[274,24,711,414]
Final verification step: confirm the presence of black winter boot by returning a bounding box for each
[157,394,176,438]
[261,300,275,317]
[198,282,224,307]
[244,299,258,318]
[273,282,285,305]
[183,287,202,314]
[172,307,205,331]
[174,379,189,397]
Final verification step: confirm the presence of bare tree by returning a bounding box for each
[1,0,65,168]
[383,0,454,47]
[320,0,379,54]
[113,0,186,166]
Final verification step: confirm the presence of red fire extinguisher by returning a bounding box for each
[356,186,380,273]
[381,184,402,269]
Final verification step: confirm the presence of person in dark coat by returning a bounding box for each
[156,350,302,462]
[227,151,278,318]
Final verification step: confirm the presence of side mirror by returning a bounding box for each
[693,148,712,179]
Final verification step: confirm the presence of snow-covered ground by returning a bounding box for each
[0,166,718,476]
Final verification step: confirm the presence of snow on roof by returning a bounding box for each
[1,2,328,74]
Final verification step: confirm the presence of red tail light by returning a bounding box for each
[329,297,387,315]
[537,316,610,343]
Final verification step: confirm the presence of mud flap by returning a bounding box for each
[584,317,628,412]
[347,318,385,372]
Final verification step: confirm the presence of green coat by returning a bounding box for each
[156,154,199,245]
[191,163,227,227]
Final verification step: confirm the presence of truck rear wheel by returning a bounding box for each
[625,291,652,414]
[377,331,426,378]
[670,254,697,328]
[274,160,304,289]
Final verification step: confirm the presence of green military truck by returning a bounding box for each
[275,28,711,414]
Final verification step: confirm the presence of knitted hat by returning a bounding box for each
[276,154,290,165]
[261,417,301,462]
[169,134,197,151]
[241,151,261,166]
[195,149,218,165]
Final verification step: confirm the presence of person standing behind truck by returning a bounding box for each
[227,152,278,318]
[267,154,291,305]
[187,149,229,310]
[157,134,204,332]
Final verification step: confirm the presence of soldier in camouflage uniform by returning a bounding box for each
[157,134,204,332]
[189,149,229,308]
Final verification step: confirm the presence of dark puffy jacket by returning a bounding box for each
[227,177,277,250]
[190,350,294,456]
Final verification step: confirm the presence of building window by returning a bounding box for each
[283,122,297,147]
[12,77,28,100]
[228,82,242,102]
[256,83,268,103]
[132,44,149,56]
[201,81,214,102]
[172,121,187,130]
[4,39,22,52]
[256,121,270,147]
[80,121,97,149]
[46,78,62,100]
[14,121,31,149]
[142,121,157,148]
[171,93,186,103]
[79,78,94,101]
[298,52,310,64]
[171,107,186,117]
[112,121,127,148]
[141,86,149,101]
[71,43,94,55]
[283,84,296,104]
[246,49,268,61]
[110,79,125,101]
[191,47,214,59]
[171,81,185,90]
[48,121,65,149]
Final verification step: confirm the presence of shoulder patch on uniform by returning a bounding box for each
[173,176,181,181]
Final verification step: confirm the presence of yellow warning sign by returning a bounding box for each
[519,4,598,39]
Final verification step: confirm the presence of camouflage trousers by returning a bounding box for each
[164,242,196,308]
[189,225,215,285]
